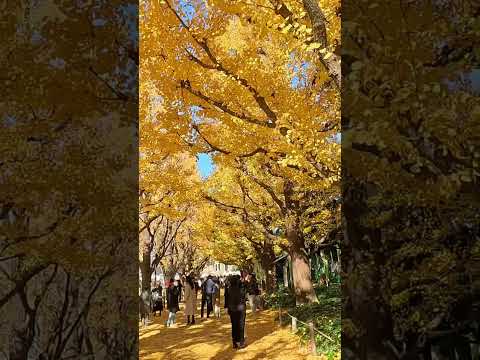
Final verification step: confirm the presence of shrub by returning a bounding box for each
[264,284,340,358]
[263,285,296,309]
[289,284,341,359]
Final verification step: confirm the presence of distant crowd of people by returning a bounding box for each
[140,270,261,349]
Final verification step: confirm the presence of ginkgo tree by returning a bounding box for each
[200,165,285,292]
[138,150,202,295]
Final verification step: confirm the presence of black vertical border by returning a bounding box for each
[0,1,139,358]
[342,1,480,359]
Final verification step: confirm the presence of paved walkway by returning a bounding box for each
[139,300,317,359]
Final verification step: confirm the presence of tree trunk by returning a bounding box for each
[140,250,152,293]
[283,179,318,304]
[165,259,176,281]
[302,0,341,88]
[265,269,274,294]
[343,192,395,357]
[290,245,318,304]
[286,219,318,304]
[260,252,275,294]
[160,263,167,286]
[140,213,153,294]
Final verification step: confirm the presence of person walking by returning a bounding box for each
[178,275,184,302]
[240,270,248,283]
[140,287,152,326]
[184,274,197,325]
[151,282,164,317]
[246,273,260,314]
[240,271,248,339]
[213,275,220,314]
[200,277,207,318]
[205,275,216,318]
[224,274,247,349]
[166,278,180,327]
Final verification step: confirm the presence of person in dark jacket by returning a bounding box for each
[205,275,217,318]
[166,278,180,327]
[151,283,163,317]
[224,274,247,349]
[178,276,184,302]
[246,273,260,314]
[200,277,207,318]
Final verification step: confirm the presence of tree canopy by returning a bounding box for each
[140,0,341,304]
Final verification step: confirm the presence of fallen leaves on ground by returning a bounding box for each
[140,300,321,359]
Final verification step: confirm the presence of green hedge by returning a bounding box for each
[264,284,340,359]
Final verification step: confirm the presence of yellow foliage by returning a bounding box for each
[140,0,340,268]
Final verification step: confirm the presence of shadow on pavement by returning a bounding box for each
[139,298,310,359]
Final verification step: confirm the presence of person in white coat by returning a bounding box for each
[184,274,197,325]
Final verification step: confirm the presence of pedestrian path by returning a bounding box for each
[139,303,318,359]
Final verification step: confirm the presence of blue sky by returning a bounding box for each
[290,60,309,89]
[197,153,215,179]
[443,69,480,93]
[178,0,196,24]
[472,69,480,89]
[177,0,209,27]
[190,104,215,179]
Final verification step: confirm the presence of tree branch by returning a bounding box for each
[0,264,50,309]
[166,0,277,126]
[203,194,244,215]
[192,124,230,155]
[193,123,268,158]
[88,66,130,102]
[242,167,286,214]
[180,81,267,127]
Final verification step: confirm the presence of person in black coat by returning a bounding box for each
[178,276,184,302]
[200,277,207,318]
[151,284,163,317]
[166,278,180,327]
[224,274,247,349]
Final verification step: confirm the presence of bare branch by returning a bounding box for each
[203,194,244,215]
[0,264,50,308]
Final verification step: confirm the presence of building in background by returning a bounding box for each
[200,260,238,278]
[274,253,292,289]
